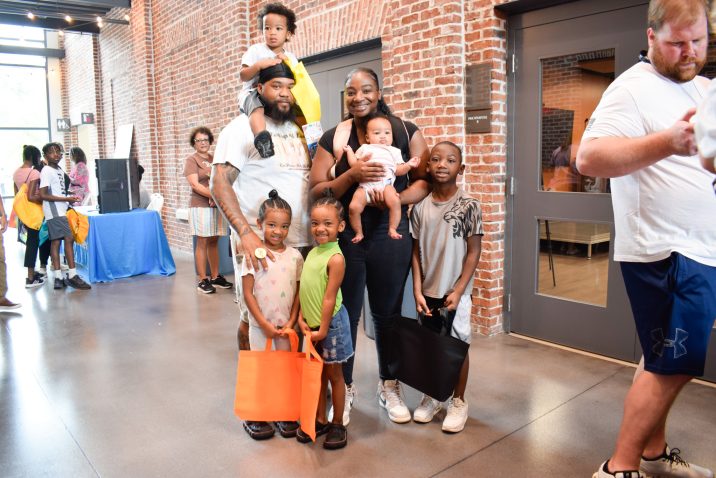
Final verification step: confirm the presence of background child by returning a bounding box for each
[297,194,352,449]
[241,189,303,440]
[410,141,483,433]
[344,115,420,242]
[239,2,298,158]
[38,142,91,291]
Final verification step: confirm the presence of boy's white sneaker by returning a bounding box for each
[328,383,356,426]
[377,380,411,423]
[640,447,714,478]
[442,397,468,433]
[593,461,643,478]
[413,394,442,423]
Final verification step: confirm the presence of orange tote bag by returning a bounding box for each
[234,330,302,422]
[299,336,324,441]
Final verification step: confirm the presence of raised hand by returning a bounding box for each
[667,108,698,157]
[345,147,384,183]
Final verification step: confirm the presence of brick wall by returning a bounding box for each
[92,1,250,251]
[61,33,102,168]
[71,0,513,335]
[464,0,510,335]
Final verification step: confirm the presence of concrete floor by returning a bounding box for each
[1,237,715,478]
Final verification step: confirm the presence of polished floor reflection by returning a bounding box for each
[1,238,715,477]
[538,247,609,306]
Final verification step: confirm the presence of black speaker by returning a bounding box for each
[96,158,140,214]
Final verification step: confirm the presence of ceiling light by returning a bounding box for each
[27,12,34,20]
[65,15,73,23]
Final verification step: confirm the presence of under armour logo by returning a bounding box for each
[651,328,688,358]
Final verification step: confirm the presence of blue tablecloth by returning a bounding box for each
[74,209,176,283]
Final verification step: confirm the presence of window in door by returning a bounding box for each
[540,49,614,194]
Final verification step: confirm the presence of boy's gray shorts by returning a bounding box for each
[46,216,72,241]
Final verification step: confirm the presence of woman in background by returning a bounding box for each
[68,146,90,206]
[183,126,233,294]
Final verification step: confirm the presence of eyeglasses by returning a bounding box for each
[195,139,210,144]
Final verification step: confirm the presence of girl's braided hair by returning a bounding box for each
[258,189,292,221]
[312,188,344,221]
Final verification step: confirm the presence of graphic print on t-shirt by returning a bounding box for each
[275,129,310,171]
[444,197,481,239]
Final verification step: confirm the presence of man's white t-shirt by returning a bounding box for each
[695,78,716,159]
[239,44,298,101]
[39,165,69,219]
[582,61,716,266]
[213,114,311,247]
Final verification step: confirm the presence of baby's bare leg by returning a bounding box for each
[248,108,266,137]
[349,188,368,243]
[384,186,403,239]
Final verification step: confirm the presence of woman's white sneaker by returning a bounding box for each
[442,397,468,433]
[377,380,411,423]
[328,383,356,426]
[413,394,442,423]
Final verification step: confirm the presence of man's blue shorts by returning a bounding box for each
[621,252,716,377]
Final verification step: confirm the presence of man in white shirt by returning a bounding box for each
[578,1,715,477]
[210,62,310,440]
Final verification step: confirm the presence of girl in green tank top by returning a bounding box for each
[297,195,353,449]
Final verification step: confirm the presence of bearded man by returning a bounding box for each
[210,62,311,440]
[577,1,716,477]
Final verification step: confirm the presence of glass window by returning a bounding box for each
[0,53,45,67]
[537,219,610,307]
[0,24,50,198]
[540,49,614,193]
[0,24,46,45]
[0,65,49,128]
[0,38,45,48]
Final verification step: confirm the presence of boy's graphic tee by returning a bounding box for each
[411,188,483,298]
[40,165,69,220]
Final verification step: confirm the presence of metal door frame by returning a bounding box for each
[505,0,648,362]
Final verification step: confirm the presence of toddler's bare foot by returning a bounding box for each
[351,233,364,243]
[388,229,402,240]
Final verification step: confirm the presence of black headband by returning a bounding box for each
[258,62,295,84]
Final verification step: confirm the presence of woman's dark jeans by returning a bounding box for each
[24,226,50,269]
[339,214,412,384]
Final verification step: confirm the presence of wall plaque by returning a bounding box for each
[466,109,491,134]
[465,63,492,134]
[465,63,491,109]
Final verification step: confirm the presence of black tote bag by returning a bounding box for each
[387,316,469,402]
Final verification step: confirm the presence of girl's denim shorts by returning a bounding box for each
[312,305,354,364]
